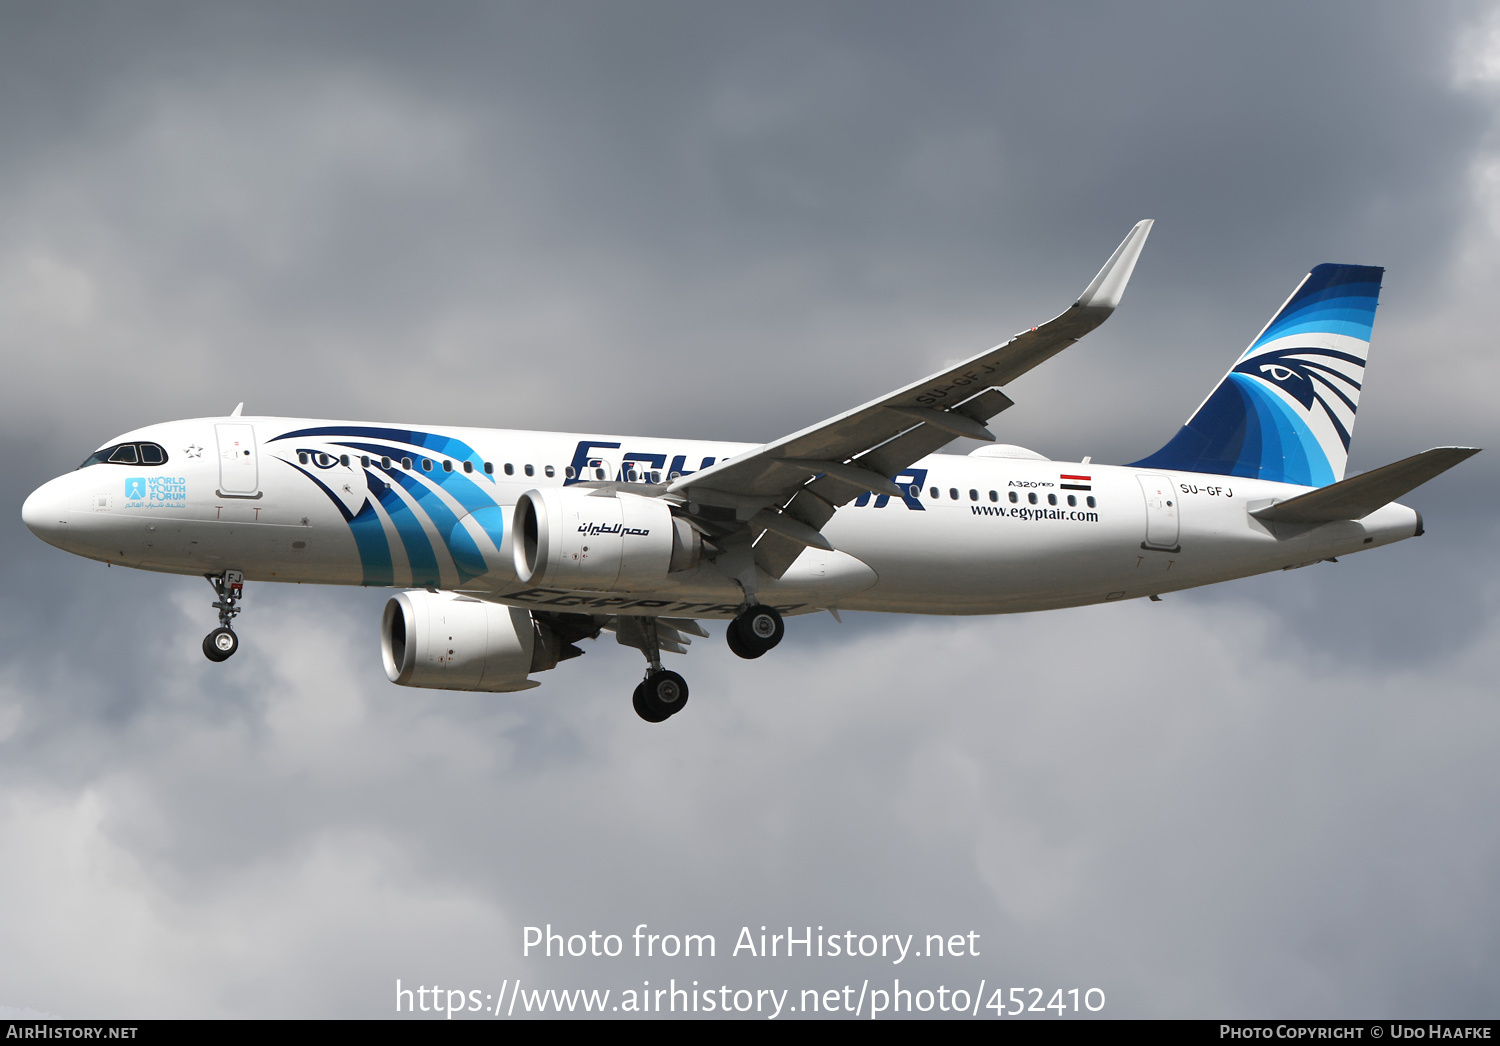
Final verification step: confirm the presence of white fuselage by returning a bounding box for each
[22,415,1422,619]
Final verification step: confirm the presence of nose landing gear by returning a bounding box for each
[202,570,244,663]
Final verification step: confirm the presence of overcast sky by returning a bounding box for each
[1,0,1497,1019]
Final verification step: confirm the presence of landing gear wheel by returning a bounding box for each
[725,619,759,659]
[204,570,245,663]
[729,604,783,658]
[632,682,670,723]
[634,670,689,721]
[203,627,238,662]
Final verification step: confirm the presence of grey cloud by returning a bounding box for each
[2,591,1498,1016]
[1,0,1496,1019]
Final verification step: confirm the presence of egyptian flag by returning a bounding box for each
[1060,473,1092,491]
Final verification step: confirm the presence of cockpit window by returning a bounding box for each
[78,442,170,469]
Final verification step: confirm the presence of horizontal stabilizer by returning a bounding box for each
[1251,447,1480,524]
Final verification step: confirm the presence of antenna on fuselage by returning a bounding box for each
[230,403,244,417]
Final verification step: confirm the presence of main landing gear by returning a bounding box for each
[633,669,689,723]
[725,603,784,659]
[627,617,690,723]
[202,569,244,663]
[620,606,785,722]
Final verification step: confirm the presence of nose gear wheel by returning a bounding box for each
[203,627,238,662]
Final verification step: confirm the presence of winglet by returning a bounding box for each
[1075,219,1154,311]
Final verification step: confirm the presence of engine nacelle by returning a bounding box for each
[512,487,702,591]
[382,590,546,692]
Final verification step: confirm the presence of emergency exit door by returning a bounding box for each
[1136,474,1179,551]
[216,424,261,497]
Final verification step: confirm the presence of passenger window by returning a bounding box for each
[989,490,998,502]
[1047,493,1057,506]
[595,467,606,480]
[340,455,350,467]
[484,462,494,475]
[463,461,473,474]
[1009,491,1018,503]
[949,488,958,500]
[381,456,391,468]
[442,460,453,472]
[108,445,139,464]
[1028,493,1037,504]
[422,458,433,472]
[930,487,939,499]
[1067,495,1076,507]
[969,489,978,501]
[524,464,534,477]
[361,456,370,467]
[1087,496,1096,508]
[298,452,309,464]
[402,457,412,470]
[545,465,555,478]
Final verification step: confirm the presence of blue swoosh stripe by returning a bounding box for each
[370,480,441,587]
[386,469,483,584]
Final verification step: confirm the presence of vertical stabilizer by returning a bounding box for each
[1130,264,1382,486]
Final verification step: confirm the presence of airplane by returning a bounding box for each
[21,220,1480,723]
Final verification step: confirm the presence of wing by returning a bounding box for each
[667,220,1154,578]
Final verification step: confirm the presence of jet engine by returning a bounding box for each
[512,488,702,591]
[382,590,575,692]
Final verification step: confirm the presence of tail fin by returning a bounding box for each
[1130,263,1383,486]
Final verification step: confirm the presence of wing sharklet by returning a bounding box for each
[1075,218,1154,310]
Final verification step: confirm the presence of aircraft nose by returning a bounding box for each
[22,476,72,547]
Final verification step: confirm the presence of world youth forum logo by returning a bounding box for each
[125,477,146,500]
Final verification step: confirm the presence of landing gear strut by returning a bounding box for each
[627,617,690,722]
[202,570,243,663]
[726,603,783,659]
